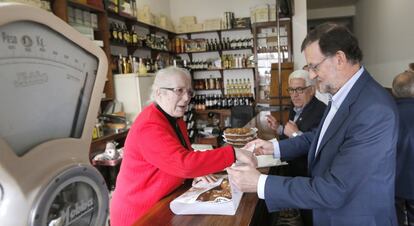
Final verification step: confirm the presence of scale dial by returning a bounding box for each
[0,21,98,156]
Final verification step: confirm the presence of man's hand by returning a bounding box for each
[243,139,275,156]
[235,148,258,167]
[283,120,299,138]
[266,115,280,132]
[227,164,260,193]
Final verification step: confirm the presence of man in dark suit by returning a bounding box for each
[228,23,399,226]
[392,70,414,226]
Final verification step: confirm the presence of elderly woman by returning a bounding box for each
[110,67,256,226]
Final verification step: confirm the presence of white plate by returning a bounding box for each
[223,134,257,142]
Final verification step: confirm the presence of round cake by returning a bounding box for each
[223,127,257,147]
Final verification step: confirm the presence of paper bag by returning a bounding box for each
[169,175,242,215]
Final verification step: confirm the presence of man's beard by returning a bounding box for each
[317,81,336,95]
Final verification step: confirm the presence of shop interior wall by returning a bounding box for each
[307,5,356,20]
[137,0,171,18]
[138,0,307,70]
[354,0,414,87]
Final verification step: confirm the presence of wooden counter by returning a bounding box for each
[133,181,260,226]
[132,113,279,226]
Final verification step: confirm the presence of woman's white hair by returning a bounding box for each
[149,66,192,103]
[288,69,315,86]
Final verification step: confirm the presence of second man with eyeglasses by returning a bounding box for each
[266,69,326,140]
[266,69,326,226]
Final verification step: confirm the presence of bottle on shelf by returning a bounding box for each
[145,58,151,72]
[138,58,147,75]
[117,24,124,44]
[121,57,128,74]
[110,22,117,42]
[117,54,123,74]
[132,57,138,73]
[132,28,138,46]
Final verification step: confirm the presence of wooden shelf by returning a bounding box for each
[195,109,231,114]
[192,67,255,72]
[194,89,223,91]
[107,10,175,35]
[91,129,129,145]
[252,19,291,29]
[110,42,173,54]
[179,46,253,54]
[67,0,104,13]
[177,26,251,36]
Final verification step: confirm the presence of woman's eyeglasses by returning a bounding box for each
[160,87,195,98]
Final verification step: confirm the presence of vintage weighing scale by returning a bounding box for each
[0,3,109,226]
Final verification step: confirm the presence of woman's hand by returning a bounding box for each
[192,174,217,186]
[234,148,258,167]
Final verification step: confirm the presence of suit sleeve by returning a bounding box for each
[135,119,235,178]
[278,130,315,161]
[264,103,398,211]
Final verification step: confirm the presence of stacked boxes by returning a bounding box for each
[250,4,279,23]
[179,16,197,25]
[187,23,203,33]
[254,4,269,23]
[137,5,175,32]
[6,0,51,11]
[204,19,222,31]
[177,16,203,33]
[269,4,276,21]
[137,5,155,25]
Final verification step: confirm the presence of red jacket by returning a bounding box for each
[110,103,235,226]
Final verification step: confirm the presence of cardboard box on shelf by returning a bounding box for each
[187,23,203,32]
[269,4,276,21]
[159,15,167,28]
[232,17,251,28]
[203,18,221,31]
[68,6,75,24]
[82,10,91,27]
[74,8,83,24]
[179,16,197,25]
[254,4,269,23]
[72,24,94,40]
[250,6,256,24]
[138,10,155,25]
[91,13,98,29]
[142,4,150,13]
[176,24,187,33]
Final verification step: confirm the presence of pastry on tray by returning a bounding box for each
[223,127,257,146]
[196,179,232,202]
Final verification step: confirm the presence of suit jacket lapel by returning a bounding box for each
[310,70,371,167]
[296,96,317,128]
[308,101,331,169]
[314,104,349,159]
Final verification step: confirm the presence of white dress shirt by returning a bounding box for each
[257,66,365,199]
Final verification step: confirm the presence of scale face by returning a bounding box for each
[0,3,109,226]
[0,21,98,156]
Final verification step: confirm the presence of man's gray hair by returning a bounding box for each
[288,69,315,86]
[149,66,192,102]
[392,70,414,98]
